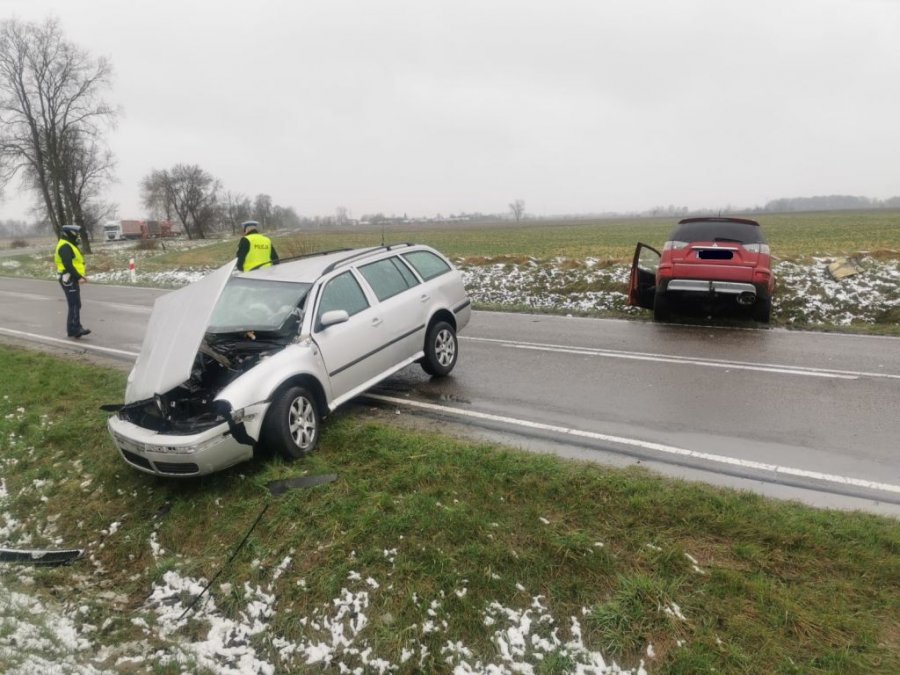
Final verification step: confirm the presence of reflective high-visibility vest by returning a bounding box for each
[54,239,85,277]
[244,233,274,270]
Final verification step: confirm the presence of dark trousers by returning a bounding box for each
[59,276,83,336]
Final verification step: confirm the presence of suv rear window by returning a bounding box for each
[670,221,766,244]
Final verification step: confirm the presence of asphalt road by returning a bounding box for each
[1,275,898,516]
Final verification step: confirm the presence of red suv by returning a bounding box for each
[628,217,775,323]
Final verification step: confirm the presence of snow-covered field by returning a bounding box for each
[457,256,899,326]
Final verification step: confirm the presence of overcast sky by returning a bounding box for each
[2,0,899,221]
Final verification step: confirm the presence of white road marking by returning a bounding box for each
[0,290,53,302]
[367,393,900,496]
[0,327,140,359]
[4,325,896,497]
[0,288,151,312]
[463,336,900,380]
[84,300,152,313]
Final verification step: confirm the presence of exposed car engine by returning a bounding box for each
[118,332,291,433]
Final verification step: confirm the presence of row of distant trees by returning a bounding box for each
[629,195,900,219]
[140,165,300,240]
[761,195,900,213]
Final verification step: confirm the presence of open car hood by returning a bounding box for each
[126,261,236,403]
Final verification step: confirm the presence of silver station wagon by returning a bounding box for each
[107,244,471,476]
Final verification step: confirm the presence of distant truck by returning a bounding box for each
[103,221,122,240]
[119,220,177,240]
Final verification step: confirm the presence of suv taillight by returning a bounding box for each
[663,240,688,251]
[743,243,770,254]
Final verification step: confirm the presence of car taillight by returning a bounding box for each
[752,269,771,282]
[744,243,770,254]
[663,240,688,251]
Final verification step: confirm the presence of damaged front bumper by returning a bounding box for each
[107,401,269,477]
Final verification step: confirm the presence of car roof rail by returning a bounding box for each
[244,247,355,272]
[322,243,417,274]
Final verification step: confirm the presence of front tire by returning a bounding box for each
[261,385,320,460]
[420,321,458,377]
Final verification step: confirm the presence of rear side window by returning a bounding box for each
[402,251,451,281]
[670,221,765,244]
[359,257,417,301]
[316,272,369,327]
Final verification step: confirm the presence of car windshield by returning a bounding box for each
[208,277,311,333]
[670,221,765,244]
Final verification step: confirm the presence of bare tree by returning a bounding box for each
[222,191,252,234]
[253,193,273,227]
[141,169,170,221]
[272,204,301,229]
[57,129,116,243]
[509,198,525,222]
[82,199,117,236]
[141,164,220,239]
[335,206,349,225]
[0,18,116,252]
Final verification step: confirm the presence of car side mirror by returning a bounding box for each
[319,309,350,328]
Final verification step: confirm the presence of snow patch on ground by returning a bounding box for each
[90,268,213,287]
[1,522,653,674]
[460,256,899,325]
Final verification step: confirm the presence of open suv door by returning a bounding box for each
[628,242,660,312]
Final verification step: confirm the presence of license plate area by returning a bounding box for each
[697,249,734,260]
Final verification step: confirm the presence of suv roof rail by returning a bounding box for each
[322,242,417,274]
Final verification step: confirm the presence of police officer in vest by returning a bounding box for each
[54,224,91,338]
[235,220,279,272]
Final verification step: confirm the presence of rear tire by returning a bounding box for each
[653,293,672,322]
[261,385,320,460]
[420,321,458,377]
[752,298,771,324]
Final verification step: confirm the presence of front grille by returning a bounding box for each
[153,461,200,475]
[121,449,152,470]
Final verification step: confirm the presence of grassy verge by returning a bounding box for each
[1,347,897,673]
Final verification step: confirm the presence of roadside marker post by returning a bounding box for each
[129,258,136,283]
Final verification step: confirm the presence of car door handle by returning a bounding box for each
[419,293,430,303]
[371,317,383,327]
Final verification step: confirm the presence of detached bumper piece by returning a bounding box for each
[0,548,84,566]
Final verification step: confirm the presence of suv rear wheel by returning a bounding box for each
[653,293,672,322]
[421,321,458,377]
[261,385,320,459]
[752,298,771,324]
